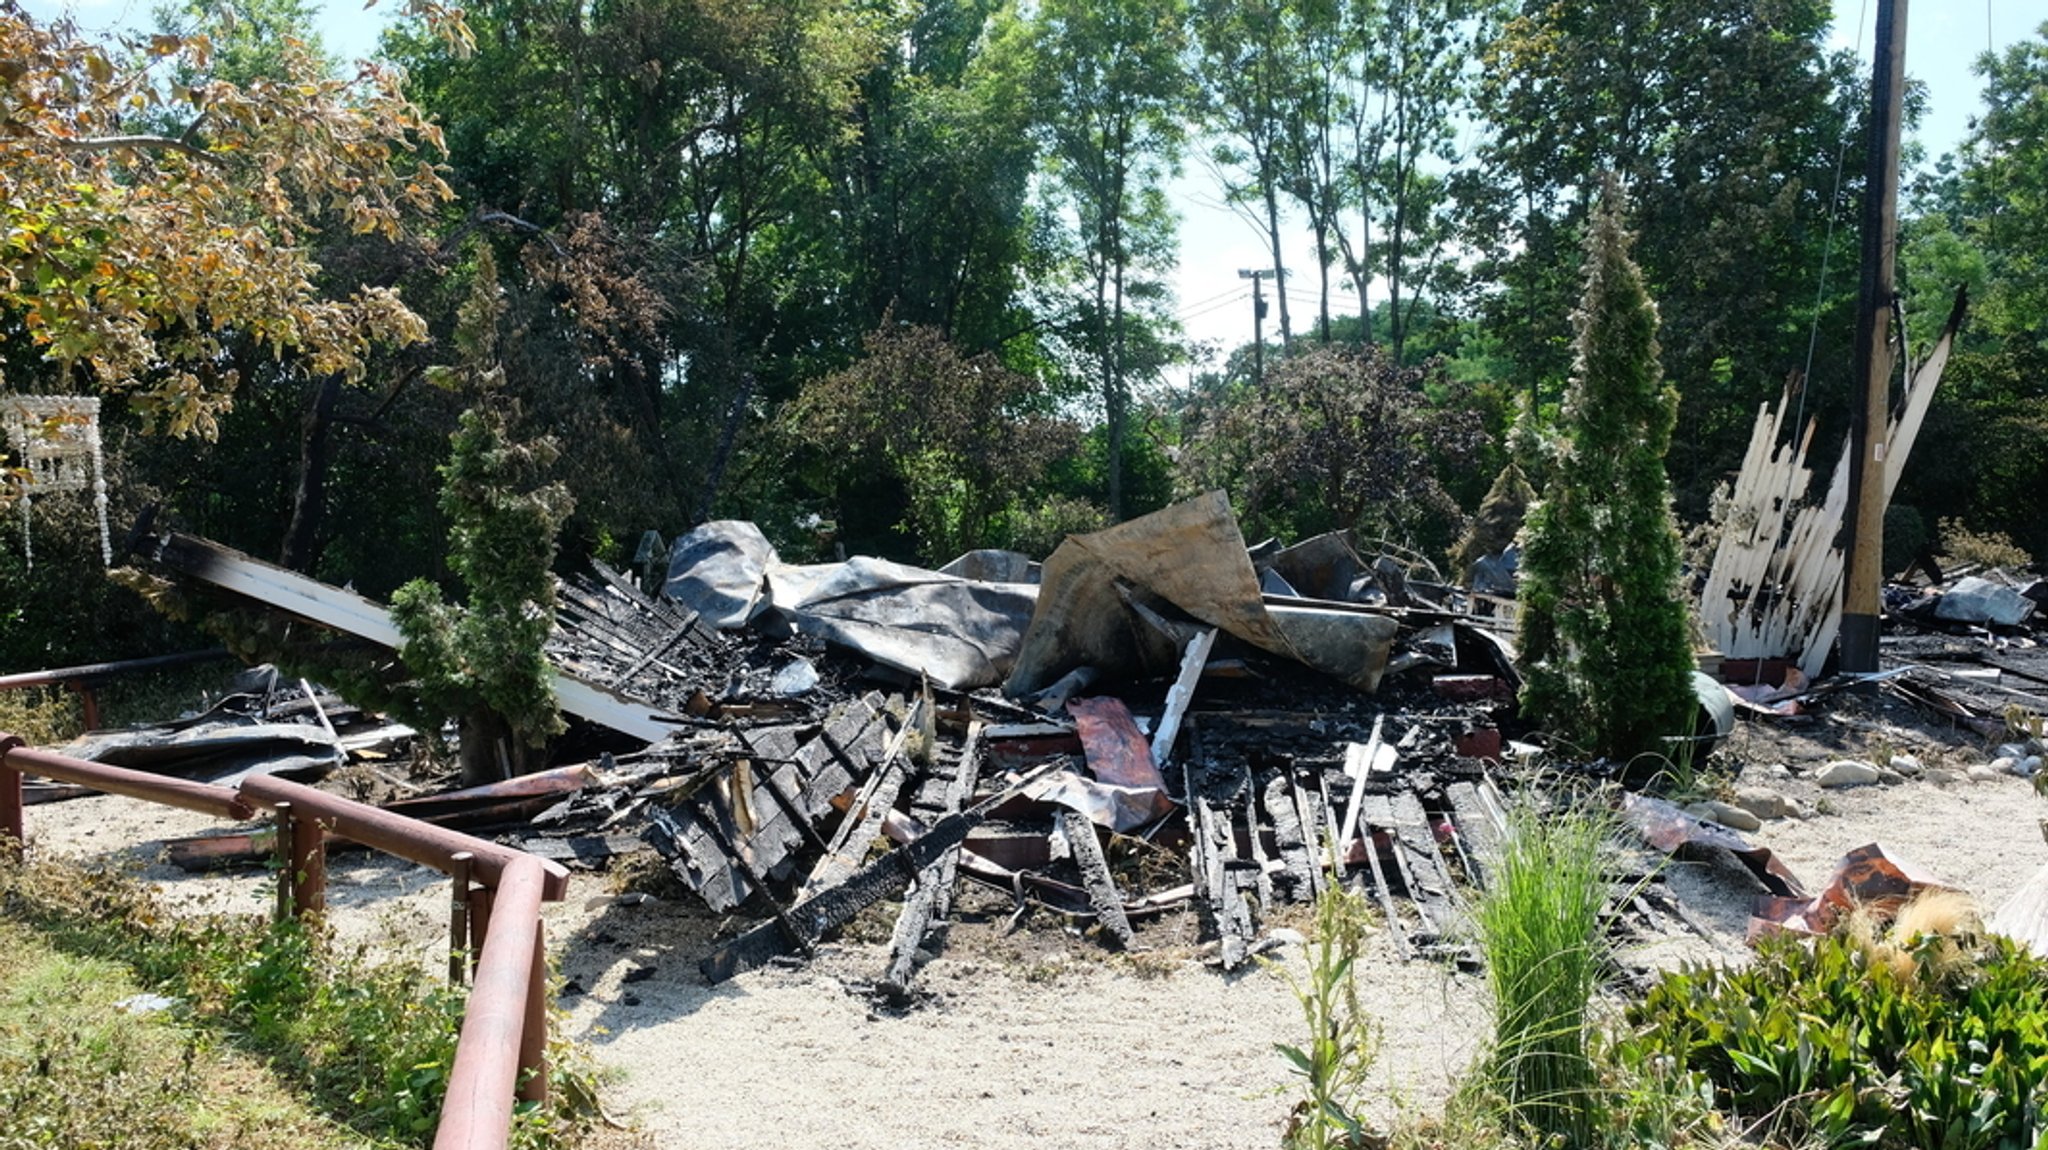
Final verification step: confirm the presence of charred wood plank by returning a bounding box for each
[1287,769,1326,902]
[1244,768,1274,910]
[879,723,984,998]
[702,765,1051,984]
[1193,791,1257,970]
[1443,780,1504,887]
[801,729,910,900]
[1321,768,1407,958]
[1059,810,1133,949]
[1264,772,1315,904]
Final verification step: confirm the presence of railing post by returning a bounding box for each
[290,806,326,919]
[274,800,295,921]
[70,683,100,732]
[468,884,494,975]
[449,851,474,986]
[1,734,25,860]
[518,918,549,1106]
[273,799,326,920]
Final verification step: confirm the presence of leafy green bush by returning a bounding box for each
[0,855,595,1148]
[1621,917,2048,1148]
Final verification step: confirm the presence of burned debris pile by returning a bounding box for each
[95,492,1601,992]
[70,480,2045,994]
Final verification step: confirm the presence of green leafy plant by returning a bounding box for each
[0,853,599,1147]
[1621,894,2048,1149]
[1472,798,1612,1145]
[1275,883,1381,1150]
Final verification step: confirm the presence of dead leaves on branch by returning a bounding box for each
[0,6,465,437]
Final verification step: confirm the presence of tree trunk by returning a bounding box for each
[458,709,546,785]
[280,372,342,573]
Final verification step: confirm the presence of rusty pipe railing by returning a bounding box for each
[0,740,254,839]
[239,774,570,900]
[0,649,236,731]
[435,857,548,1150]
[1,733,567,1150]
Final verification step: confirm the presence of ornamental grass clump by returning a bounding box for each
[1473,800,1611,1146]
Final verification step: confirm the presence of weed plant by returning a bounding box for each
[0,854,597,1148]
[1274,882,1381,1150]
[1472,799,1610,1146]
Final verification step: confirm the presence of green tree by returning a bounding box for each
[1461,0,1860,510]
[1032,0,1189,520]
[386,0,888,522]
[389,250,572,784]
[1893,21,2048,560]
[1176,343,1485,552]
[1192,0,1301,347]
[1515,181,1695,763]
[787,315,1076,564]
[0,5,458,439]
[826,1,1045,351]
[1325,0,1488,358]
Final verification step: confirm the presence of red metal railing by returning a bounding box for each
[0,733,570,1150]
[0,650,235,730]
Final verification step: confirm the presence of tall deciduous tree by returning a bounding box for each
[1516,180,1695,763]
[788,314,1076,563]
[0,5,459,438]
[1193,0,1299,348]
[1176,342,1485,549]
[388,0,886,519]
[1894,21,2048,560]
[1033,0,1189,520]
[1463,0,1858,508]
[1335,0,1484,360]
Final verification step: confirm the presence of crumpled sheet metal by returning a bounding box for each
[58,719,342,786]
[1005,491,1398,696]
[765,557,1037,690]
[1622,791,1805,898]
[1025,696,1174,831]
[662,520,779,629]
[661,521,1037,690]
[1748,842,1955,940]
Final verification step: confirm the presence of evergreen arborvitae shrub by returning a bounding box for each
[1515,179,1696,762]
[389,248,572,781]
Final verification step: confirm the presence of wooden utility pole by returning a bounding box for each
[1840,0,1906,675]
[1238,268,1273,387]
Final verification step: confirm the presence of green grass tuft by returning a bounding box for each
[1472,799,1610,1146]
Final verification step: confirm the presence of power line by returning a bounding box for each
[1179,294,1252,324]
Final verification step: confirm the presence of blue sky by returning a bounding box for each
[17,0,2038,365]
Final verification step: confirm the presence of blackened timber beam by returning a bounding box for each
[1059,810,1133,948]
[701,763,1056,984]
[878,723,985,999]
[153,531,678,742]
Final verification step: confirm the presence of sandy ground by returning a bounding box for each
[18,691,2048,1149]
